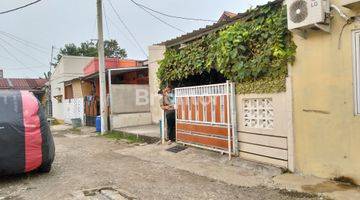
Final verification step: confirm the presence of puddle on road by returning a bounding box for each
[302,181,356,193]
[77,187,136,200]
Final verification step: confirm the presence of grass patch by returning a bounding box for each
[101,131,144,144]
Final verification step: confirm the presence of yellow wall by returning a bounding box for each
[292,1,360,184]
[72,80,83,99]
[81,81,93,97]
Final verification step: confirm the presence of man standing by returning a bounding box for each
[160,85,176,143]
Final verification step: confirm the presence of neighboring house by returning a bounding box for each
[50,56,94,123]
[0,75,47,103]
[149,0,360,185]
[51,56,150,126]
[60,77,93,125]
[81,58,150,128]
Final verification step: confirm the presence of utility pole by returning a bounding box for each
[48,45,55,117]
[97,0,108,133]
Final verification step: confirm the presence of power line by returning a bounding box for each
[0,30,49,51]
[132,2,185,33]
[0,31,49,55]
[107,0,148,57]
[129,0,217,23]
[0,55,19,63]
[0,0,42,15]
[0,40,38,75]
[1,65,48,70]
[106,15,142,56]
[0,56,46,71]
[103,3,112,39]
[0,35,48,67]
[0,42,26,66]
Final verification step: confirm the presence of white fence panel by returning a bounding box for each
[63,98,84,124]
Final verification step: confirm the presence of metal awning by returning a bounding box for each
[83,66,148,80]
[108,66,148,75]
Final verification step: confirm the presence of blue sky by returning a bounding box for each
[0,0,270,78]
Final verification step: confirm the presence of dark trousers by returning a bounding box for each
[166,111,176,141]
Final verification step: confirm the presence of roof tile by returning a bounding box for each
[0,78,47,90]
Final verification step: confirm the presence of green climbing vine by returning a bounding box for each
[157,2,296,94]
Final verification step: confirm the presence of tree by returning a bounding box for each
[56,39,127,62]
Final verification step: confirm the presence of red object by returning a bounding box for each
[83,58,141,76]
[21,91,43,172]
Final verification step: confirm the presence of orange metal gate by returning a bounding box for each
[175,82,237,156]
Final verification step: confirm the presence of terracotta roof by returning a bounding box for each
[0,78,47,91]
[158,0,282,47]
[0,79,9,89]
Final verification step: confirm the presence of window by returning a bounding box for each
[64,84,74,100]
[353,31,360,115]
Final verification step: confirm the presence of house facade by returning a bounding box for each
[51,56,151,128]
[81,58,150,128]
[149,0,360,184]
[291,0,360,184]
[50,56,94,123]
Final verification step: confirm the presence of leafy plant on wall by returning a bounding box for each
[157,2,296,94]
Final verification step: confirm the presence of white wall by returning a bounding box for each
[50,56,93,121]
[111,112,152,129]
[110,84,152,129]
[236,78,293,170]
[63,98,84,124]
[110,84,150,114]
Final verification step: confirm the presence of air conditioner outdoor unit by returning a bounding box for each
[287,0,330,34]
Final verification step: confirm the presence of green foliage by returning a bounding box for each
[157,3,296,93]
[236,76,286,94]
[157,34,216,88]
[56,39,127,62]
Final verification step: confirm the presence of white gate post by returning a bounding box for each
[161,110,166,144]
[230,82,239,155]
[226,81,232,160]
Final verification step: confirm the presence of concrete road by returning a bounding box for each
[0,129,323,200]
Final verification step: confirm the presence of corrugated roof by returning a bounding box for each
[218,11,238,22]
[0,78,47,91]
[158,0,282,47]
[0,79,9,89]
